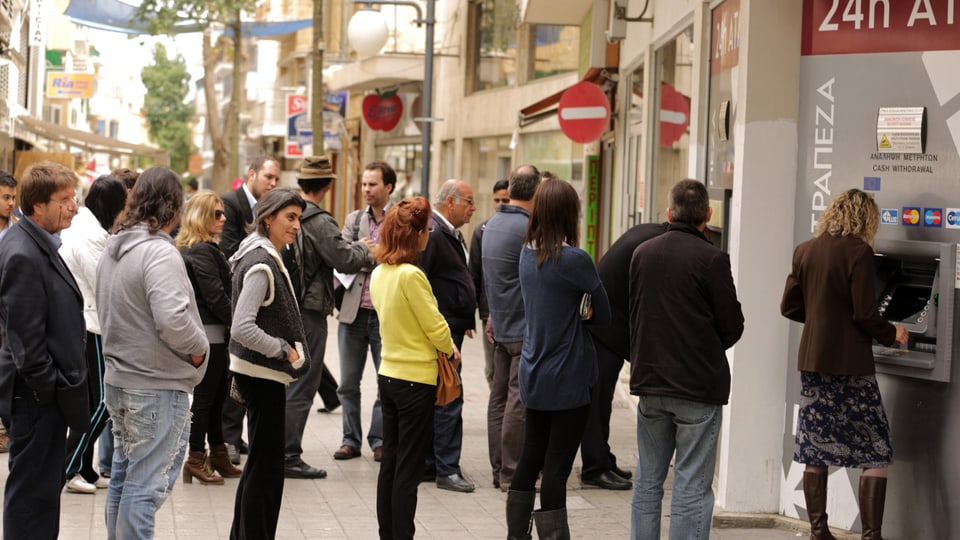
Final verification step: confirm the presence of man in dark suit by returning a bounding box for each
[220,156,280,258]
[0,161,89,539]
[220,156,279,462]
[418,179,477,493]
[579,222,668,490]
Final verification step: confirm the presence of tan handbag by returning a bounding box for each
[436,351,462,406]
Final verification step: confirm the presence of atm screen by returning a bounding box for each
[880,284,931,324]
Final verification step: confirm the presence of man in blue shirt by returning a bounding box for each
[482,164,540,491]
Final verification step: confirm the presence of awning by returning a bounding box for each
[63,0,311,38]
[518,67,611,127]
[521,0,595,25]
[15,116,169,165]
[327,54,424,93]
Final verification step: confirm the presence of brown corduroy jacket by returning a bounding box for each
[781,233,897,375]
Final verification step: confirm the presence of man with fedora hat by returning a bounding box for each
[282,156,374,479]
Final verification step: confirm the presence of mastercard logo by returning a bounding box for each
[902,207,921,226]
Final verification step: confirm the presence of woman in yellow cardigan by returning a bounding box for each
[369,196,459,540]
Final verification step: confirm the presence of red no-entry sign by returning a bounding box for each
[558,82,610,144]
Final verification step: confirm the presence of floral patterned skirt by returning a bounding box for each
[793,372,893,468]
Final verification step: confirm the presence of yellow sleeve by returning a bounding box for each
[402,266,453,355]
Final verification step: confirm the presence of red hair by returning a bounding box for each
[375,197,431,265]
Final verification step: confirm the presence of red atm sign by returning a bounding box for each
[802,0,960,55]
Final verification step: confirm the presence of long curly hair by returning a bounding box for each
[119,166,183,233]
[815,188,880,246]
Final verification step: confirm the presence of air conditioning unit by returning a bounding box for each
[606,0,627,43]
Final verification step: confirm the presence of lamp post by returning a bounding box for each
[348,1,435,199]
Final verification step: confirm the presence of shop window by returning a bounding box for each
[465,136,511,219]
[625,64,645,226]
[469,0,518,92]
[521,131,583,186]
[529,25,579,80]
[376,143,421,199]
[649,27,694,223]
[43,104,62,125]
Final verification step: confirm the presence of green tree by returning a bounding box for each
[137,0,251,193]
[141,43,196,174]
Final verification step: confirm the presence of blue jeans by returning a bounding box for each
[99,418,114,474]
[104,385,191,540]
[337,308,383,450]
[428,331,465,476]
[631,395,721,540]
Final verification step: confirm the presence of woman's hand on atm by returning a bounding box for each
[894,325,909,346]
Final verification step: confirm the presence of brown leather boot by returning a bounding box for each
[209,443,242,478]
[803,471,836,540]
[183,450,224,485]
[859,476,887,540]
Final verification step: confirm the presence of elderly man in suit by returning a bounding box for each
[0,161,89,539]
[418,179,477,493]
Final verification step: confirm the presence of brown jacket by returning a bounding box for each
[781,233,896,375]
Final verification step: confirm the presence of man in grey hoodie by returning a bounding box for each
[96,167,208,539]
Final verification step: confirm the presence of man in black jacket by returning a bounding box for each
[0,162,88,539]
[579,222,668,491]
[418,179,477,493]
[220,156,279,258]
[283,157,372,479]
[468,179,509,390]
[628,179,744,540]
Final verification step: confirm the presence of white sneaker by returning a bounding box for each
[65,476,96,494]
[95,477,109,489]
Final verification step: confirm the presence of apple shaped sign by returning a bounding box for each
[363,92,404,132]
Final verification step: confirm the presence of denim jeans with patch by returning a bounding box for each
[337,308,383,450]
[630,395,722,540]
[104,384,191,540]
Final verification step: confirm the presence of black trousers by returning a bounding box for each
[221,374,247,447]
[580,336,626,478]
[513,405,590,511]
[65,331,111,483]
[190,342,230,452]
[377,376,435,540]
[229,374,286,540]
[4,377,68,540]
[316,363,340,409]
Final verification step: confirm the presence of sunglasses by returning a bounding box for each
[215,210,225,219]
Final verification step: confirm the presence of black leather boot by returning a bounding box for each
[505,490,535,540]
[532,508,570,540]
[859,476,887,540]
[803,471,836,540]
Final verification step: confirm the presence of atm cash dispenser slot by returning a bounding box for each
[871,239,955,382]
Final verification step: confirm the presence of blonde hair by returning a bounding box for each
[175,190,223,249]
[815,189,880,245]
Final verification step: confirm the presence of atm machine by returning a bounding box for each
[871,239,955,383]
[791,12,960,536]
